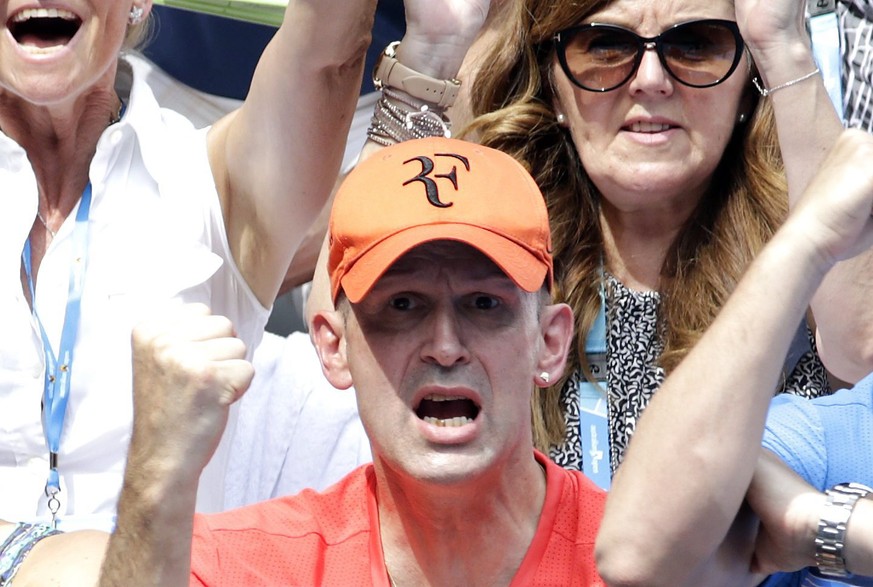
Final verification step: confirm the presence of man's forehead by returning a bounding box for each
[382,241,510,279]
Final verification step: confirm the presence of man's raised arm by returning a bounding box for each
[99,304,254,586]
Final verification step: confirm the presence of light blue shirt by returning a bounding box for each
[761,373,873,586]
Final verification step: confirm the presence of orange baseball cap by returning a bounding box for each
[328,137,553,303]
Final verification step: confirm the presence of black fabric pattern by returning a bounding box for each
[549,273,831,475]
[840,0,873,131]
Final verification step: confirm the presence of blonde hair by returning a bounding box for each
[123,11,154,51]
[463,0,786,450]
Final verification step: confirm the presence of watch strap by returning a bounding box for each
[373,41,461,109]
[815,482,872,577]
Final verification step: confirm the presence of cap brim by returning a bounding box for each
[339,224,549,303]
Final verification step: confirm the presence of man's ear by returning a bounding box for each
[311,310,354,390]
[535,302,574,387]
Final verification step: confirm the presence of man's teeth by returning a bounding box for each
[12,8,77,22]
[630,121,671,133]
[423,416,474,427]
[422,394,466,402]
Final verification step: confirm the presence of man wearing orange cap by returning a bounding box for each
[95,137,606,586]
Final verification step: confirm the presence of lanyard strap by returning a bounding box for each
[578,283,610,490]
[809,0,845,119]
[21,183,93,526]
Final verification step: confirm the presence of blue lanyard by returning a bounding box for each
[21,183,93,527]
[809,0,845,119]
[577,283,610,490]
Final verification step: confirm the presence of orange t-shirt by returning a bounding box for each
[190,451,606,586]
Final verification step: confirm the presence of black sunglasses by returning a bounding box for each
[554,19,745,92]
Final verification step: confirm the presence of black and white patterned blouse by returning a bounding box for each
[840,0,873,131]
[549,273,831,475]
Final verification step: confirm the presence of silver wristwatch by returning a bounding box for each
[815,482,873,577]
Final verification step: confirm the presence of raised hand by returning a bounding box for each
[128,303,254,488]
[404,0,490,42]
[396,0,491,78]
[787,130,873,268]
[734,0,808,55]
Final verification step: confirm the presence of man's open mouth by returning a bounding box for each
[415,394,481,428]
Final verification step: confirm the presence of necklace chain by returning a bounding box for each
[30,98,122,241]
[36,210,57,238]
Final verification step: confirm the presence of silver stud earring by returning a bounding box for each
[538,371,551,384]
[129,5,144,25]
[556,113,567,125]
[737,112,747,124]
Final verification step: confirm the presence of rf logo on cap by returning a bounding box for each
[328,137,553,304]
[402,153,470,208]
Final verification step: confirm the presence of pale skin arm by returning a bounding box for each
[207,0,377,308]
[98,304,255,586]
[0,521,106,587]
[737,0,873,381]
[736,0,843,198]
[812,257,873,383]
[595,131,873,587]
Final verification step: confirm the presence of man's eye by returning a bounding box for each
[389,296,414,311]
[473,296,499,310]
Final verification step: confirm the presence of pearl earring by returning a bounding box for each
[556,113,567,125]
[737,112,747,124]
[538,371,550,384]
[129,5,144,25]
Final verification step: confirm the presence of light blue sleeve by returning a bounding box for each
[762,394,829,490]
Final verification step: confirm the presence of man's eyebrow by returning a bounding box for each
[381,263,511,282]
[381,263,419,277]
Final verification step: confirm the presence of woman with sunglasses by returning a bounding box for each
[350,0,843,489]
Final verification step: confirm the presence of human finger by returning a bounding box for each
[213,358,256,405]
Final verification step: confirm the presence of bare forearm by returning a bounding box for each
[744,15,870,376]
[598,131,873,584]
[737,0,843,202]
[812,254,873,382]
[101,307,253,586]
[754,40,843,201]
[597,226,829,585]
[759,43,873,379]
[99,470,197,586]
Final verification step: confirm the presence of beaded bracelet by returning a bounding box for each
[367,86,452,146]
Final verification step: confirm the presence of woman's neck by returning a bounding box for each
[599,199,694,292]
[0,85,121,218]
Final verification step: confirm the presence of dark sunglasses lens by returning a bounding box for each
[660,22,740,87]
[562,26,640,91]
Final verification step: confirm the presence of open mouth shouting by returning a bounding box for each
[8,8,82,53]
[415,394,481,429]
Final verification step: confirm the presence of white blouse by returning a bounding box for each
[0,57,268,531]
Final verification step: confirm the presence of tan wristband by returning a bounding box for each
[372,41,461,109]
